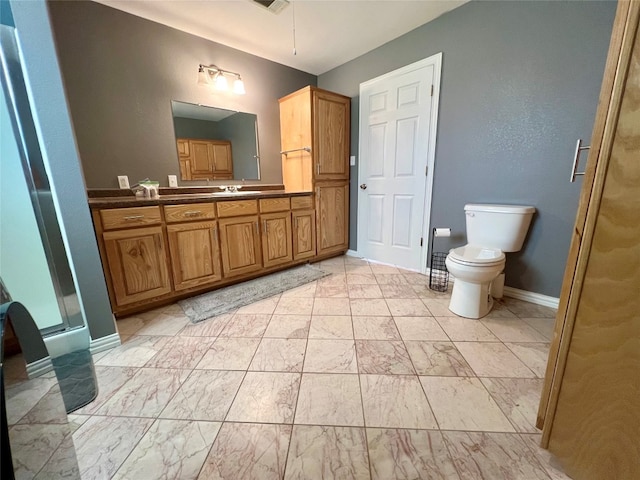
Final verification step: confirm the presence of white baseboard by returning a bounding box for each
[345,252,557,309]
[503,286,559,309]
[90,332,121,355]
[26,356,53,378]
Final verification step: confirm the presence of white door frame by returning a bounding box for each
[357,53,442,273]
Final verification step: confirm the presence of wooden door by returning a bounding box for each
[166,220,222,291]
[316,182,349,256]
[260,212,293,268]
[313,89,350,180]
[540,4,640,479]
[189,140,213,178]
[102,226,171,306]
[357,56,440,271]
[218,215,262,278]
[292,209,316,260]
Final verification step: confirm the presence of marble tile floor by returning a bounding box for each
[9,255,572,479]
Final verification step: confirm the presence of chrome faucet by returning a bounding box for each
[218,185,242,193]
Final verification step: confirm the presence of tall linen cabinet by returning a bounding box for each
[279,86,351,257]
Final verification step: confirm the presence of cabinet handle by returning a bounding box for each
[317,163,320,175]
[183,210,202,217]
[123,215,144,221]
[263,220,268,233]
[255,222,259,235]
[212,227,218,242]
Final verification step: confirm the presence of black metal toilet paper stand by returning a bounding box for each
[429,228,450,292]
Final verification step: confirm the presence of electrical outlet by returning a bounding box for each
[350,155,356,166]
[168,175,178,188]
[117,175,130,189]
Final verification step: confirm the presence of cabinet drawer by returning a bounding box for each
[164,203,216,223]
[100,206,162,230]
[217,200,258,218]
[259,197,290,213]
[291,195,313,210]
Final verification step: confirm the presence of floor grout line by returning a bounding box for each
[18,255,562,479]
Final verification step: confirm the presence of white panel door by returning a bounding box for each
[357,55,441,271]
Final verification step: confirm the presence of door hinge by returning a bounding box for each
[425,165,428,176]
[420,237,423,247]
[430,85,434,96]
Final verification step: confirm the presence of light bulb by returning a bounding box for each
[233,77,246,95]
[214,72,228,91]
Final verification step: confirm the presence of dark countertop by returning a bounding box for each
[88,190,313,209]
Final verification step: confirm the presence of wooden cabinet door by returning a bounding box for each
[189,140,213,178]
[292,209,316,260]
[316,182,349,256]
[176,139,190,157]
[261,212,293,268]
[314,89,350,180]
[218,215,262,278]
[102,226,171,306]
[210,142,233,177]
[166,221,222,291]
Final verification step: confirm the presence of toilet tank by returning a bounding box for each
[465,204,536,252]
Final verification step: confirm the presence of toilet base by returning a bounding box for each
[448,279,494,319]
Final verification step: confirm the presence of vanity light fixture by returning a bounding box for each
[198,64,245,95]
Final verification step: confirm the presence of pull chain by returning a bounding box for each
[292,0,297,55]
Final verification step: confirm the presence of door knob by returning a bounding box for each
[360,184,367,190]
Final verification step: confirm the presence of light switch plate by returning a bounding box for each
[117,175,130,189]
[350,155,356,166]
[168,175,178,188]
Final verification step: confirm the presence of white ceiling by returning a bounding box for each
[94,0,467,75]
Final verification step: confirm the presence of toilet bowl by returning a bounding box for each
[445,204,535,319]
[445,245,505,318]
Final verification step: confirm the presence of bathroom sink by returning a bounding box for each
[209,191,261,196]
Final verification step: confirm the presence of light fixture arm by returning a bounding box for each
[199,64,242,80]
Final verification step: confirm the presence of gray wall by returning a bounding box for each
[319,0,616,297]
[47,1,316,188]
[173,117,225,140]
[10,0,117,340]
[218,113,260,180]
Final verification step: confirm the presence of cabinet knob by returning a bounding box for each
[360,184,367,190]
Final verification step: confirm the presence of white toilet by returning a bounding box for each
[445,204,535,319]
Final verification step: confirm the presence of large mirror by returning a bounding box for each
[171,100,260,181]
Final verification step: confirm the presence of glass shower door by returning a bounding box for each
[0,24,82,335]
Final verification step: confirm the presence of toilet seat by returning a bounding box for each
[448,244,505,267]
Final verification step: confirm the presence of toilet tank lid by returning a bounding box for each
[465,204,536,214]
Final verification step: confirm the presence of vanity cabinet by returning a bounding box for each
[316,182,349,256]
[176,138,233,181]
[279,86,351,258]
[164,203,222,291]
[259,197,293,268]
[218,215,262,278]
[291,195,316,260]
[96,205,172,308]
[91,192,331,316]
[260,212,293,268]
[217,200,262,278]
